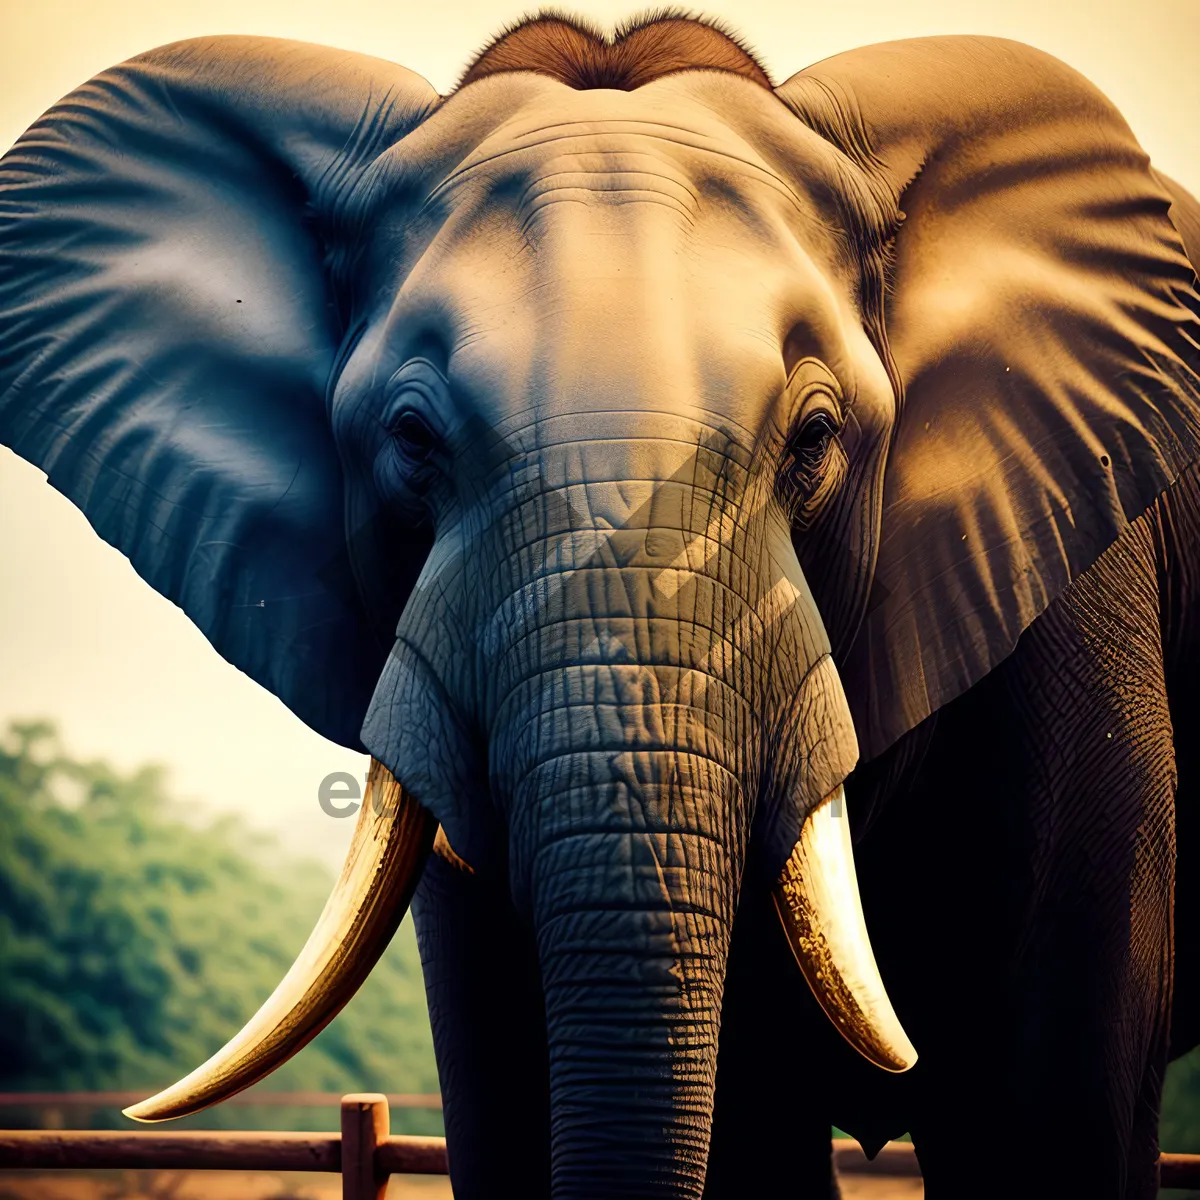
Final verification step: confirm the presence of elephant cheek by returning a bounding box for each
[360,635,497,872]
[755,652,862,879]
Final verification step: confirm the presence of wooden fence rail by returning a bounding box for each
[3,1095,1200,1195]
[0,1091,442,1109]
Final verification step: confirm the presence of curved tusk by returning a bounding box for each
[433,824,475,873]
[124,758,436,1121]
[772,785,918,1073]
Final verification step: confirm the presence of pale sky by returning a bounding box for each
[1,0,1197,867]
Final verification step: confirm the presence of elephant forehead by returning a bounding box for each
[374,75,837,255]
[358,73,858,329]
[353,76,867,441]
[436,76,793,178]
[438,128,806,235]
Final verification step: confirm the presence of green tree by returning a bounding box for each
[1163,1046,1200,1154]
[0,721,439,1130]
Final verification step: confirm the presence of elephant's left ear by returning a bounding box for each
[777,36,1200,760]
[0,38,440,748]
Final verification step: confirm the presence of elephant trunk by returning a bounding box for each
[472,440,841,1195]
[504,720,743,1198]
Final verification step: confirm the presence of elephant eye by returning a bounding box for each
[391,409,439,462]
[375,406,444,506]
[792,410,836,461]
[779,410,846,530]
[784,411,837,489]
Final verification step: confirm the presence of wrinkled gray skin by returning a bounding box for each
[349,78,872,1195]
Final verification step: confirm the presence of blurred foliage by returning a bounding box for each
[1163,1047,1200,1153]
[0,720,439,1130]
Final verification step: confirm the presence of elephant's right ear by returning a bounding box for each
[0,38,439,748]
[777,36,1200,761]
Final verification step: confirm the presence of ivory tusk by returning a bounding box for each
[433,824,474,873]
[772,785,918,1073]
[124,758,436,1121]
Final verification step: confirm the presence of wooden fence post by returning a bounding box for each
[341,1094,390,1200]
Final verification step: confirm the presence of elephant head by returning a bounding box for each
[3,15,1199,1197]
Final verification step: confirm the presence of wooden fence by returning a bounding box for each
[0,1090,440,1130]
[2,1094,1200,1195]
[0,1091,443,1109]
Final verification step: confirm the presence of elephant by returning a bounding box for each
[3,11,1200,1198]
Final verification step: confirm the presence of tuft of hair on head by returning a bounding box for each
[458,8,772,92]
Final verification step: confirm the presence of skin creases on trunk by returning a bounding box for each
[509,742,742,1199]
[473,435,805,1194]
